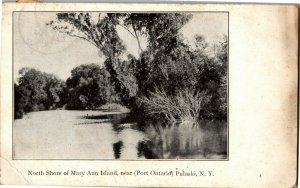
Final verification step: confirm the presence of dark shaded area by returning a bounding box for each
[14,69,65,119]
[83,113,130,121]
[83,112,133,132]
[82,112,227,159]
[137,140,159,159]
[64,64,116,110]
[113,141,123,159]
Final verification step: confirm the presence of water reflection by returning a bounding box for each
[85,113,227,159]
[14,110,227,159]
[113,141,123,159]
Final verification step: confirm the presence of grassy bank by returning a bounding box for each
[98,103,130,112]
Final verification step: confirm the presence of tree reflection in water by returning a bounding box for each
[14,110,227,159]
[98,113,227,159]
[136,120,227,159]
[113,141,123,159]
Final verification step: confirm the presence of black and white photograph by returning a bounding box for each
[13,12,228,160]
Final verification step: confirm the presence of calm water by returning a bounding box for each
[13,110,227,159]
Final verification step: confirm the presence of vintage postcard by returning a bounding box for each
[0,3,298,187]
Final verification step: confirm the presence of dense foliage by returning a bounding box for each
[64,64,117,110]
[15,13,227,122]
[14,68,65,119]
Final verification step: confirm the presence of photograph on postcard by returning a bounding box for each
[13,12,228,160]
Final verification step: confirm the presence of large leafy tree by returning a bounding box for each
[18,68,48,108]
[47,13,193,95]
[48,13,128,103]
[14,68,65,119]
[65,64,117,110]
[48,13,227,120]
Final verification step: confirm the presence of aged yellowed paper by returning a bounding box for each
[0,3,298,187]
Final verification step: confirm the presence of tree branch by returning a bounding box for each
[118,24,135,38]
[130,17,142,56]
[55,29,99,48]
[97,13,102,24]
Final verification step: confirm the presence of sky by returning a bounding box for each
[14,12,228,81]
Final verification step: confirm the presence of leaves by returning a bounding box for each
[45,13,228,120]
[65,63,115,110]
[14,68,65,118]
[47,13,126,58]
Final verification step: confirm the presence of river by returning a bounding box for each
[13,110,227,159]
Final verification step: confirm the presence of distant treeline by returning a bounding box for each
[14,65,113,119]
[14,13,227,122]
[14,68,65,119]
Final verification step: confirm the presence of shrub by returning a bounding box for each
[139,88,210,125]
